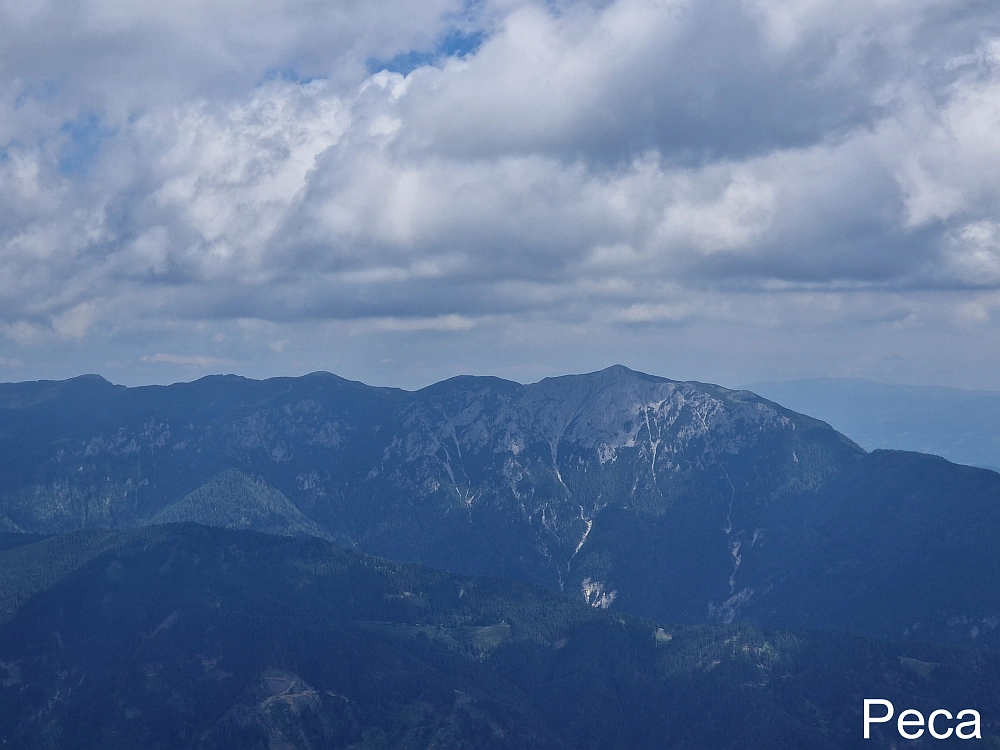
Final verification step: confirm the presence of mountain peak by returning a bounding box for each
[69,373,114,385]
[0,372,121,410]
[534,364,676,389]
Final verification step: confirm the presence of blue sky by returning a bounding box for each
[1,0,1000,390]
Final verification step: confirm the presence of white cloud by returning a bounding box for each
[51,302,97,339]
[140,353,234,367]
[349,314,477,334]
[943,221,1000,286]
[0,355,24,369]
[0,0,999,386]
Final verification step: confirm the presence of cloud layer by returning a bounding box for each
[2,0,1000,387]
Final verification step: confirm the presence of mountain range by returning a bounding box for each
[1,366,998,649]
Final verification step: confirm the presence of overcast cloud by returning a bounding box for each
[2,0,1000,389]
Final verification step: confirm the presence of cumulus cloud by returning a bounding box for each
[0,0,999,386]
[140,353,234,367]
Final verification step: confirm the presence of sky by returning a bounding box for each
[2,0,1000,390]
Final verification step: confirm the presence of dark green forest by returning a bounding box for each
[1,524,998,749]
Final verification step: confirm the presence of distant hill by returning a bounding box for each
[150,469,330,540]
[1,367,999,648]
[1,523,998,749]
[745,378,1000,471]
